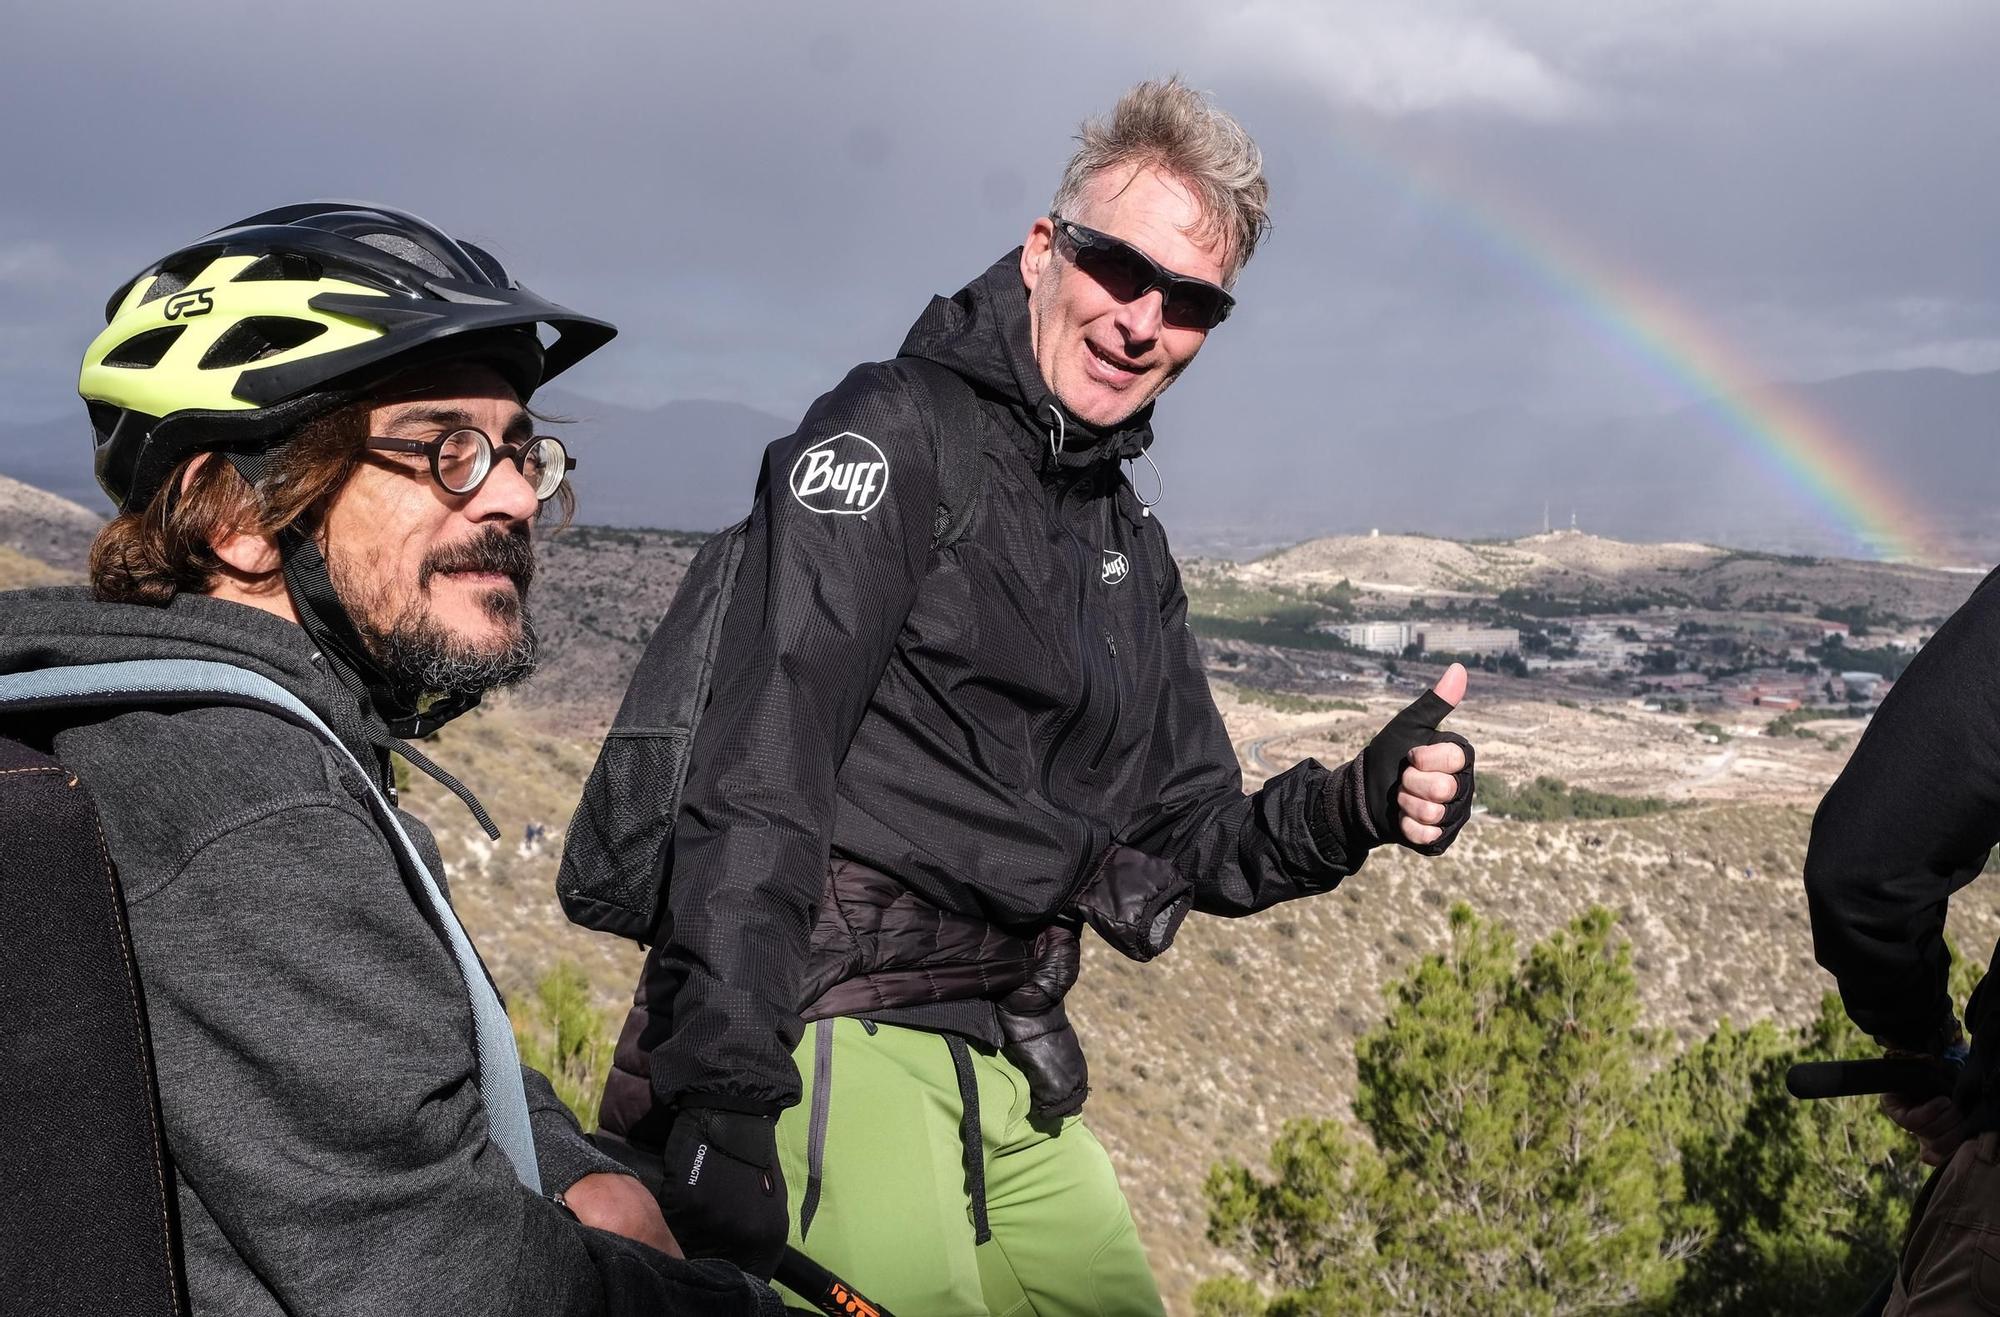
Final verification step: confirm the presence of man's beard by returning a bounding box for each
[333,527,541,703]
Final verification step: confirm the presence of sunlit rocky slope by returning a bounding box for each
[6,495,1995,1313]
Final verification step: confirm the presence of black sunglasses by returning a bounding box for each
[364,427,576,502]
[1048,216,1235,329]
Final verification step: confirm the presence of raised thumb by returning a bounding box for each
[1430,662,1468,712]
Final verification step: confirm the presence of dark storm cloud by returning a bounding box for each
[5,0,1998,538]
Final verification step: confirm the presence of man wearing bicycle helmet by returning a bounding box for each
[0,203,778,1316]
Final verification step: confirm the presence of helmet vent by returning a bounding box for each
[136,256,209,306]
[198,317,328,370]
[101,325,186,369]
[357,232,451,278]
[233,252,322,283]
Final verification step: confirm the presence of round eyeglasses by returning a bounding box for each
[363,428,576,502]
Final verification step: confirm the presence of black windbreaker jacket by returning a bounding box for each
[1806,565,2000,1081]
[655,252,1372,1115]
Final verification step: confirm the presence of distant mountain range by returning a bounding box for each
[1162,366,2000,562]
[529,391,789,532]
[5,367,1997,563]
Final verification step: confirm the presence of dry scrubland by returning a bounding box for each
[4,489,1984,1315]
[409,674,2000,1312]
[408,527,1994,1312]
[1064,685,2000,1306]
[522,525,702,726]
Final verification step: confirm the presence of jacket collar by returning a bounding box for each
[898,249,1156,477]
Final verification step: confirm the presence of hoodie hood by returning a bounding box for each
[0,587,385,774]
[898,249,1155,470]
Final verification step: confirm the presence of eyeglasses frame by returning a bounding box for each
[363,427,577,503]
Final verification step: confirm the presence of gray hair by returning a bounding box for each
[1049,77,1271,286]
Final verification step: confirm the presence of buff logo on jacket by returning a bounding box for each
[1101,550,1129,585]
[789,431,889,515]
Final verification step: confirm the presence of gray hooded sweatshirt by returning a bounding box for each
[0,588,779,1317]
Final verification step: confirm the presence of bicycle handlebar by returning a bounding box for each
[775,1245,896,1317]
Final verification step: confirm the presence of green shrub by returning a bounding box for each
[511,961,617,1131]
[1200,907,1686,1315]
[1480,774,1676,821]
[1198,907,1959,1316]
[1762,707,1860,739]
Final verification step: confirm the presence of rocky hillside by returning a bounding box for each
[0,472,101,572]
[1241,529,1979,620]
[518,524,705,729]
[0,543,75,589]
[5,478,1985,1313]
[404,680,2000,1313]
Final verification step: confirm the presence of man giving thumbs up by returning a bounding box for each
[588,81,1480,1314]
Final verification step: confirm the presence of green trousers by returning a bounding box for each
[773,1018,1165,1317]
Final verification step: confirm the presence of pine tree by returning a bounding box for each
[1199,906,1690,1315]
[1198,905,1962,1316]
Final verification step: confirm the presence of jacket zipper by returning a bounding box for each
[1039,473,1094,800]
[1090,629,1122,771]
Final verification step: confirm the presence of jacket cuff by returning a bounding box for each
[522,1068,640,1196]
[1310,756,1381,865]
[675,1091,784,1120]
[1874,1016,1965,1058]
[531,1107,637,1197]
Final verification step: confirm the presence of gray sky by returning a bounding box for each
[5,0,1998,539]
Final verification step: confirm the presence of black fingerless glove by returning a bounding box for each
[1355,688,1476,857]
[656,1106,788,1280]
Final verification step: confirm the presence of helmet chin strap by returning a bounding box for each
[221,451,497,838]
[273,527,495,836]
[272,525,486,738]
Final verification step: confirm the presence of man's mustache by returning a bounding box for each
[419,528,535,593]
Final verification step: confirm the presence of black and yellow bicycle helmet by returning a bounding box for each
[81,201,615,512]
[78,203,616,749]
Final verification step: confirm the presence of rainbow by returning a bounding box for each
[1331,131,1934,562]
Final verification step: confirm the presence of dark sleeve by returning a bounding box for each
[1124,548,1373,917]
[652,363,939,1114]
[1805,572,2000,1050]
[523,1066,636,1194]
[130,802,776,1317]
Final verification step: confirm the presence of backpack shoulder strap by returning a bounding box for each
[0,659,542,1194]
[895,356,990,552]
